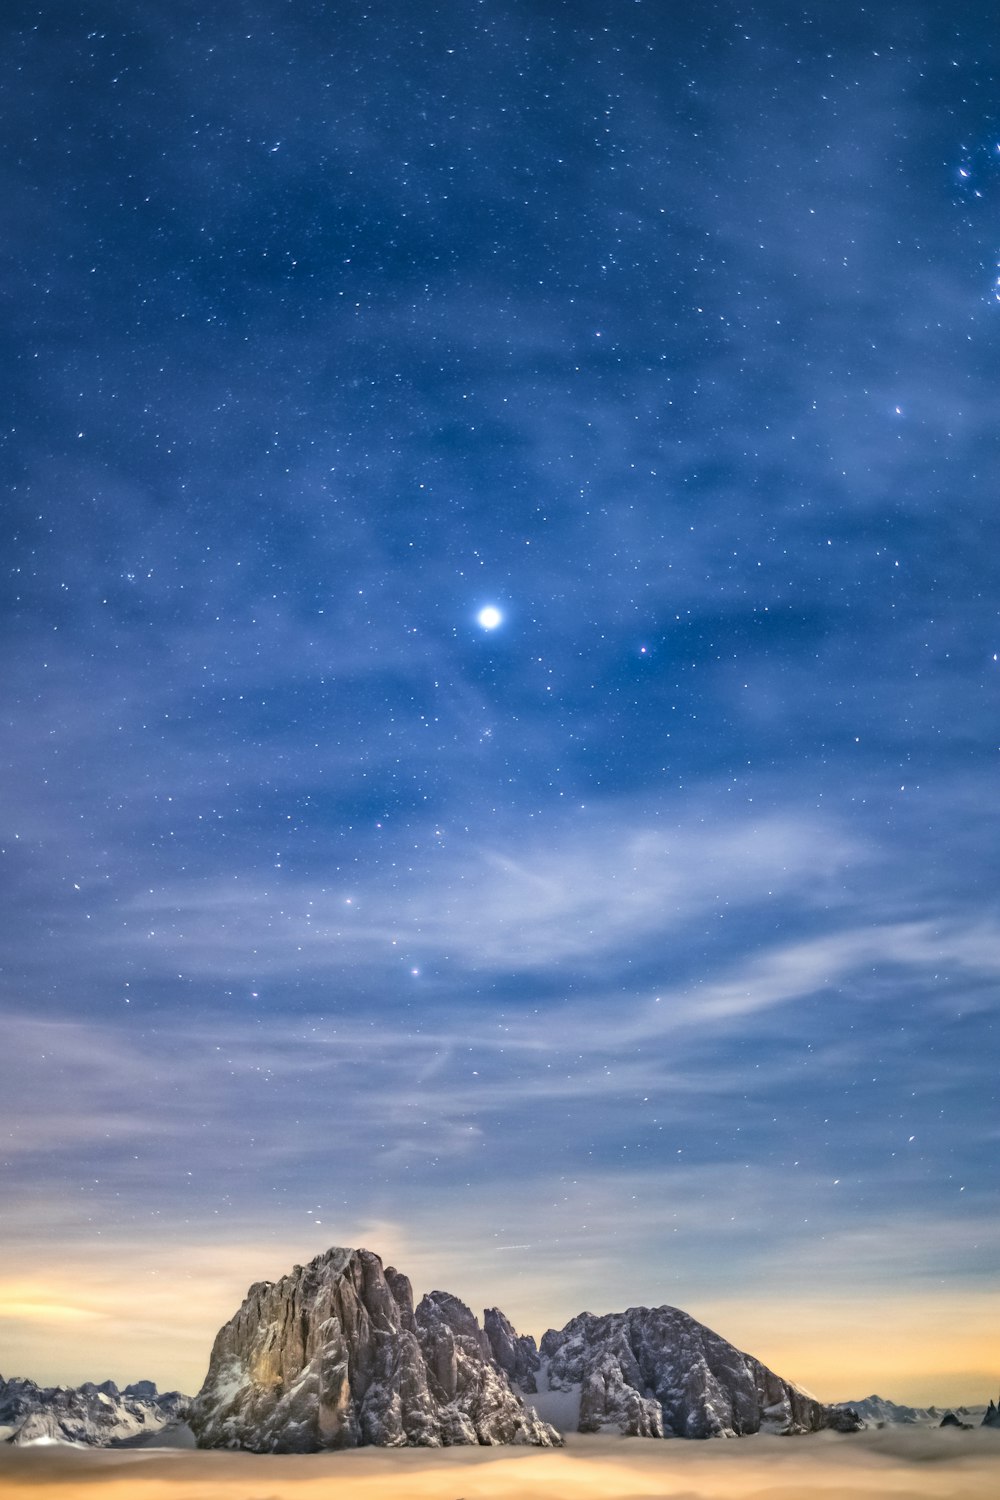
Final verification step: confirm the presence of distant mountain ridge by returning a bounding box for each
[833,1394,937,1426]
[834,1394,997,1428]
[188,1244,863,1451]
[0,1373,188,1447]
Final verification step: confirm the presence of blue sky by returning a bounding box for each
[0,0,997,1403]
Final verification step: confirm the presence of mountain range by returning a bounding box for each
[0,1374,187,1447]
[187,1244,861,1450]
[7,1245,997,1452]
[831,1394,992,1427]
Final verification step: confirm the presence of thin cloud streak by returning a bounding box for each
[113,803,864,976]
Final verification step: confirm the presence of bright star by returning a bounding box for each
[478,606,502,629]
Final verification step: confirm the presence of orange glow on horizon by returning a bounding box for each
[2,1243,996,1412]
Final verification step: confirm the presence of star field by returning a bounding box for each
[0,1,998,1403]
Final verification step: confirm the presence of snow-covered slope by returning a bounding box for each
[489,1307,862,1438]
[188,1246,559,1452]
[0,1374,188,1447]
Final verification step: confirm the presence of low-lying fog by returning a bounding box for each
[2,1428,997,1500]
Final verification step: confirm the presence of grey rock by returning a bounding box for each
[124,1380,159,1401]
[981,1399,1000,1430]
[9,1410,66,1446]
[484,1307,541,1394]
[188,1246,559,1452]
[0,1373,188,1447]
[535,1306,863,1438]
[940,1410,973,1429]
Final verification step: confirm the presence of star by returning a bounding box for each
[477,606,503,630]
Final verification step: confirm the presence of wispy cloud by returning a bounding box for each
[110,802,863,978]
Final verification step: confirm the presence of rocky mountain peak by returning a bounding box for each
[484,1306,541,1393]
[533,1303,862,1438]
[188,1245,558,1452]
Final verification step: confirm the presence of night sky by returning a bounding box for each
[2,1,998,1405]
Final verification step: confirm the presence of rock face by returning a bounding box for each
[982,1399,1000,1430]
[533,1307,862,1438]
[0,1374,188,1447]
[188,1246,559,1452]
[484,1307,541,1394]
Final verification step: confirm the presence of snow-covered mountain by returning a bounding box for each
[493,1306,861,1438]
[832,1394,937,1426]
[0,1374,188,1447]
[834,1394,997,1428]
[189,1244,860,1451]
